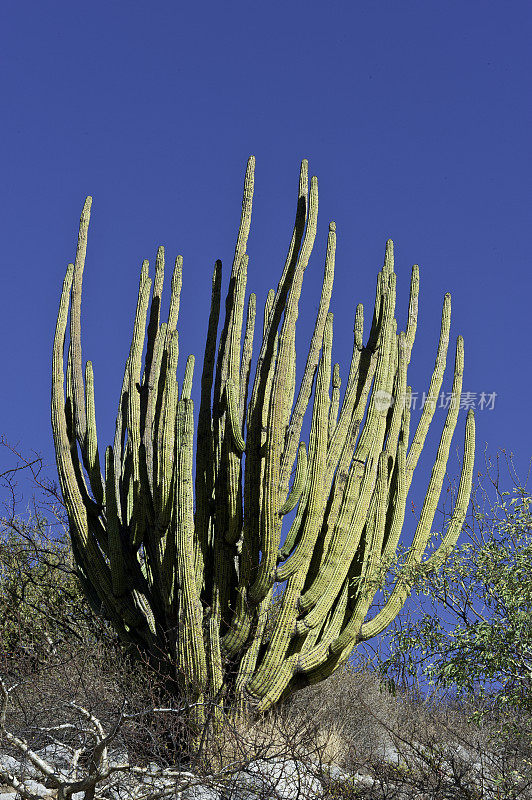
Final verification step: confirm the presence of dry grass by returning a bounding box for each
[3,628,532,798]
[1,572,532,799]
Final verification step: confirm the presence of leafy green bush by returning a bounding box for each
[0,513,115,667]
[376,479,532,748]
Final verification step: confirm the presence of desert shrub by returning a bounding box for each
[0,513,118,669]
[377,489,532,710]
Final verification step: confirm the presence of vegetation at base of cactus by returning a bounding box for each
[51,157,475,723]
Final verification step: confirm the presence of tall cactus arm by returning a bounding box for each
[269,312,332,584]
[351,272,396,465]
[406,293,451,489]
[54,271,104,537]
[127,262,152,495]
[344,303,364,403]
[406,336,465,560]
[216,255,249,399]
[279,221,336,498]
[148,323,168,425]
[383,332,408,466]
[155,331,179,532]
[84,360,105,507]
[325,301,364,467]
[421,407,475,569]
[262,289,275,338]
[141,247,166,489]
[112,356,131,525]
[142,246,165,393]
[247,161,308,421]
[212,156,254,432]
[213,261,248,575]
[232,321,279,631]
[181,355,195,401]
[194,260,222,599]
[69,196,92,451]
[176,399,208,694]
[404,264,419,363]
[328,363,341,442]
[250,176,319,604]
[165,255,183,340]
[226,378,246,453]
[366,261,386,351]
[209,165,255,650]
[239,292,256,423]
[402,386,412,447]
[105,445,126,597]
[380,440,408,564]
[232,156,255,273]
[52,264,79,510]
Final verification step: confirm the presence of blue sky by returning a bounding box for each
[1,1,531,690]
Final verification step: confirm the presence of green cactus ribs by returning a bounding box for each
[51,157,475,721]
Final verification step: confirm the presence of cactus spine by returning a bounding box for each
[52,158,475,717]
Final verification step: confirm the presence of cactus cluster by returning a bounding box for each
[52,158,475,719]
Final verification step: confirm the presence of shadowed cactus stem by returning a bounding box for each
[51,157,475,721]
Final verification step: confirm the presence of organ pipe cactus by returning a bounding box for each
[52,158,475,719]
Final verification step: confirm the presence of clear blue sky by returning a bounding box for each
[1,1,531,685]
